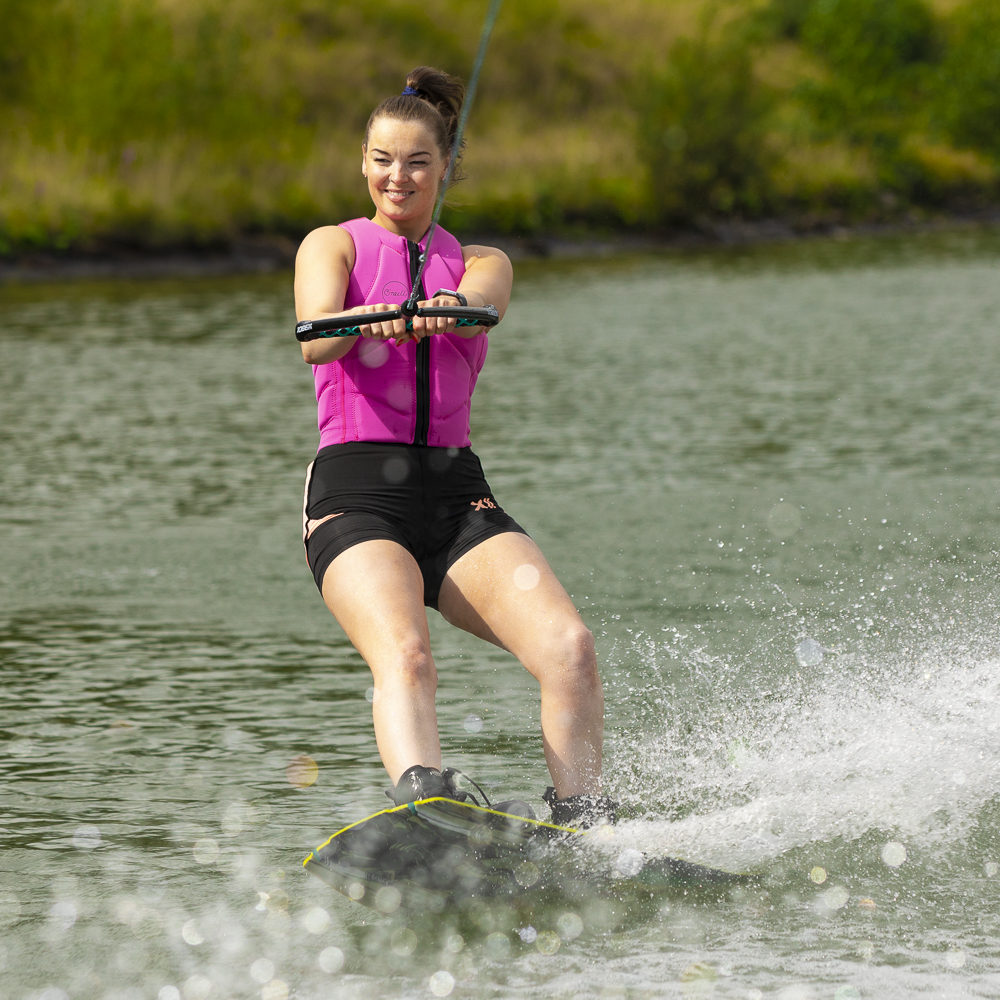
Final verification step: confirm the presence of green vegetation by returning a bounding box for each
[1,0,999,255]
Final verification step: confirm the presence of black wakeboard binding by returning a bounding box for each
[543,786,618,827]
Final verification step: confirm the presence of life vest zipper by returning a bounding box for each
[408,239,430,447]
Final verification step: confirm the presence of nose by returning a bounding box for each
[389,161,409,184]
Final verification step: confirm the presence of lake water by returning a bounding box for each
[2,228,1000,1000]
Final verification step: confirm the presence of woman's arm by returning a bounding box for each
[459,245,513,318]
[295,226,416,365]
[294,226,355,365]
[409,245,513,340]
[454,245,513,338]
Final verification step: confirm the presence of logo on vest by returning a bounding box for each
[381,281,408,300]
[470,497,498,512]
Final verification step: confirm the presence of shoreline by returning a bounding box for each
[3,210,1000,285]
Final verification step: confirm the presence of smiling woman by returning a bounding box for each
[292,66,615,827]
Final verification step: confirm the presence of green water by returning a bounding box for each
[2,228,1000,999]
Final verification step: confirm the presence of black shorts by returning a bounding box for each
[303,442,527,610]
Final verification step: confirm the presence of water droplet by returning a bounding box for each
[391,927,417,956]
[221,802,247,837]
[192,838,219,864]
[48,901,77,931]
[358,340,390,368]
[953,771,967,786]
[768,502,802,539]
[261,980,288,1000]
[429,970,456,997]
[515,861,540,887]
[556,912,583,940]
[182,975,212,1000]
[72,825,101,850]
[445,933,464,953]
[301,906,330,933]
[776,986,816,1000]
[615,849,644,876]
[485,931,511,958]
[794,638,824,667]
[375,886,401,914]
[534,931,560,955]
[518,925,537,943]
[985,861,998,877]
[250,959,275,984]
[318,945,345,973]
[945,949,966,969]
[286,755,318,788]
[513,564,540,591]
[881,841,906,867]
[463,714,483,733]
[158,988,180,1000]
[181,918,205,945]
[382,456,409,483]
[365,686,376,703]
[822,886,849,909]
[809,866,827,884]
[834,988,861,1000]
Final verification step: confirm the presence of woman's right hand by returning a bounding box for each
[348,302,411,345]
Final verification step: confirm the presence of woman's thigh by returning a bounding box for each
[321,538,433,674]
[436,532,592,674]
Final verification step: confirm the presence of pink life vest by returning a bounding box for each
[313,217,489,449]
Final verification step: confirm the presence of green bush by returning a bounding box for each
[3,0,294,152]
[937,0,1000,163]
[794,0,939,191]
[634,32,775,224]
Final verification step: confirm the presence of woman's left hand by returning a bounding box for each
[408,295,463,340]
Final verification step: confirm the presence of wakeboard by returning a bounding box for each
[304,797,754,912]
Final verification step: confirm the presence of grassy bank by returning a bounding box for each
[1,0,999,255]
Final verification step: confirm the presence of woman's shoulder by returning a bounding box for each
[460,244,512,267]
[296,225,356,270]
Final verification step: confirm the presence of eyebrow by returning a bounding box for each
[370,148,433,157]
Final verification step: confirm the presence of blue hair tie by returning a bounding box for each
[401,85,423,97]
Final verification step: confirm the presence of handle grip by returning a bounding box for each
[296,305,500,342]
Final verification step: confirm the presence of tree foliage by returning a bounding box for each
[635,33,775,223]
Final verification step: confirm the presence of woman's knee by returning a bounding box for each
[373,638,437,691]
[535,621,601,692]
[563,621,597,669]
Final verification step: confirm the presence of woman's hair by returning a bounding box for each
[365,66,466,178]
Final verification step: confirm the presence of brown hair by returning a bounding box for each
[365,66,466,179]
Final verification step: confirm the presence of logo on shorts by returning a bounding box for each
[471,497,498,511]
[381,281,408,300]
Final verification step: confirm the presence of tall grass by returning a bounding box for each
[0,0,998,255]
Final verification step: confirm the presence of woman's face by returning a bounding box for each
[363,118,448,228]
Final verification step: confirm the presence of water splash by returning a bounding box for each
[605,631,1000,872]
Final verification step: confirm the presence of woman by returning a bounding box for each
[295,66,613,826]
